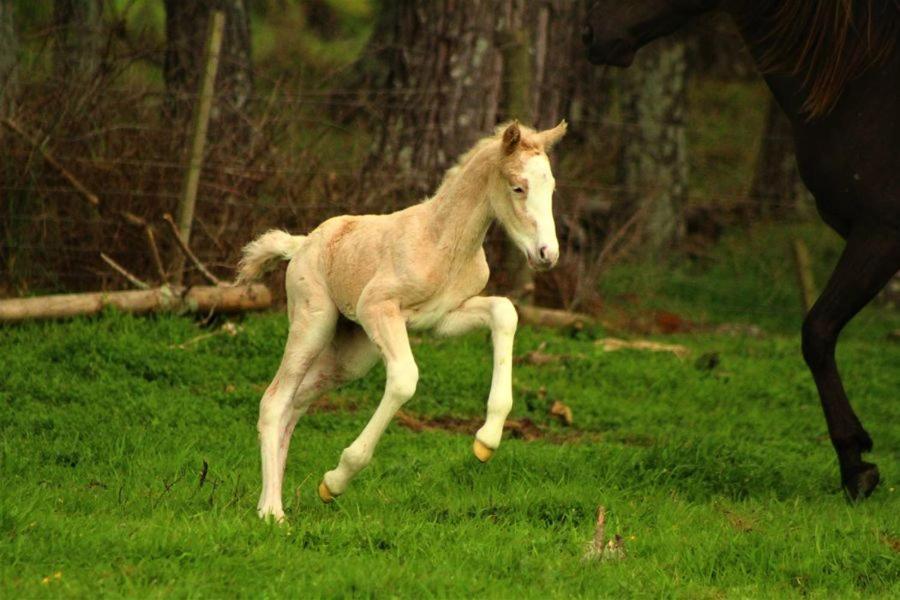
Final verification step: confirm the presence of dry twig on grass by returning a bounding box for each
[583,506,626,563]
[170,321,241,350]
[597,337,690,359]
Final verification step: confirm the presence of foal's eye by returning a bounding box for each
[512,186,524,194]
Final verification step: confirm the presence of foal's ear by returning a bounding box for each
[538,120,568,151]
[501,121,521,155]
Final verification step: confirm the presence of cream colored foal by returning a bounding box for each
[237,120,567,520]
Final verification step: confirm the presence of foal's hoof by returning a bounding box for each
[258,508,286,523]
[318,480,337,503]
[843,462,880,501]
[473,439,494,463]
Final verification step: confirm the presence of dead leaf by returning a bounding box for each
[549,400,573,426]
[597,337,690,359]
[655,310,694,333]
[880,534,900,553]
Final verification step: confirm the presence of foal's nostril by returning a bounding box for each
[581,24,593,46]
[539,245,549,261]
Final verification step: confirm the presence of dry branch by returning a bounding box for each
[597,337,690,359]
[0,284,271,322]
[100,252,151,290]
[122,212,167,283]
[1,118,100,206]
[163,213,224,286]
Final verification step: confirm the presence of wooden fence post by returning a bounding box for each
[791,238,816,314]
[173,10,226,286]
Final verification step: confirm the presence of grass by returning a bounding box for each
[2,225,899,598]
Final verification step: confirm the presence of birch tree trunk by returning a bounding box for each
[619,37,689,253]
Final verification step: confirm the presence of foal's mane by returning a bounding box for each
[434,122,540,196]
[751,0,900,119]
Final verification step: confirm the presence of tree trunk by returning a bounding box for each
[750,97,810,217]
[359,0,505,199]
[0,0,16,116]
[163,0,252,145]
[618,37,689,254]
[496,0,590,299]
[52,0,102,84]
[524,0,595,131]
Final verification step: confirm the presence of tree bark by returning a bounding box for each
[163,0,252,144]
[750,97,809,217]
[358,0,504,198]
[358,0,595,198]
[52,0,102,84]
[618,37,689,254]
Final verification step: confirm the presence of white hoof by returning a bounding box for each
[258,506,285,523]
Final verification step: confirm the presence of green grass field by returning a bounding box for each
[2,225,899,598]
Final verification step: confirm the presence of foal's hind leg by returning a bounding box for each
[258,289,338,521]
[273,323,380,495]
[801,226,900,499]
[319,301,418,502]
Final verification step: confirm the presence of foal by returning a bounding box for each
[237,121,567,520]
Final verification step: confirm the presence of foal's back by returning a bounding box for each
[296,203,448,322]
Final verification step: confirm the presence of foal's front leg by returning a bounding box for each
[435,296,518,462]
[318,301,419,502]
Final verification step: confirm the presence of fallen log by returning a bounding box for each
[514,303,595,329]
[0,284,271,323]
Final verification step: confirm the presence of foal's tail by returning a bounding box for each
[235,229,306,284]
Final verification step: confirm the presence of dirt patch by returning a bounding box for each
[394,410,601,445]
[881,534,900,553]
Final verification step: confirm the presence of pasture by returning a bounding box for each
[2,225,899,598]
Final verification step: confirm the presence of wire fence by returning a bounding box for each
[0,73,825,313]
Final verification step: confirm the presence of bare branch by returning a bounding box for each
[163,213,224,286]
[100,252,150,290]
[1,118,101,207]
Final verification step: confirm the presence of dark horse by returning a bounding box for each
[583,0,900,499]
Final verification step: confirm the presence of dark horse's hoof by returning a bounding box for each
[843,461,880,500]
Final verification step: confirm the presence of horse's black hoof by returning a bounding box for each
[843,462,880,501]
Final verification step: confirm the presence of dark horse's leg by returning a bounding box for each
[802,225,900,499]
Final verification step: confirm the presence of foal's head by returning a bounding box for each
[490,120,567,271]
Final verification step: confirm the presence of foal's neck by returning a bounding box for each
[425,153,496,264]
